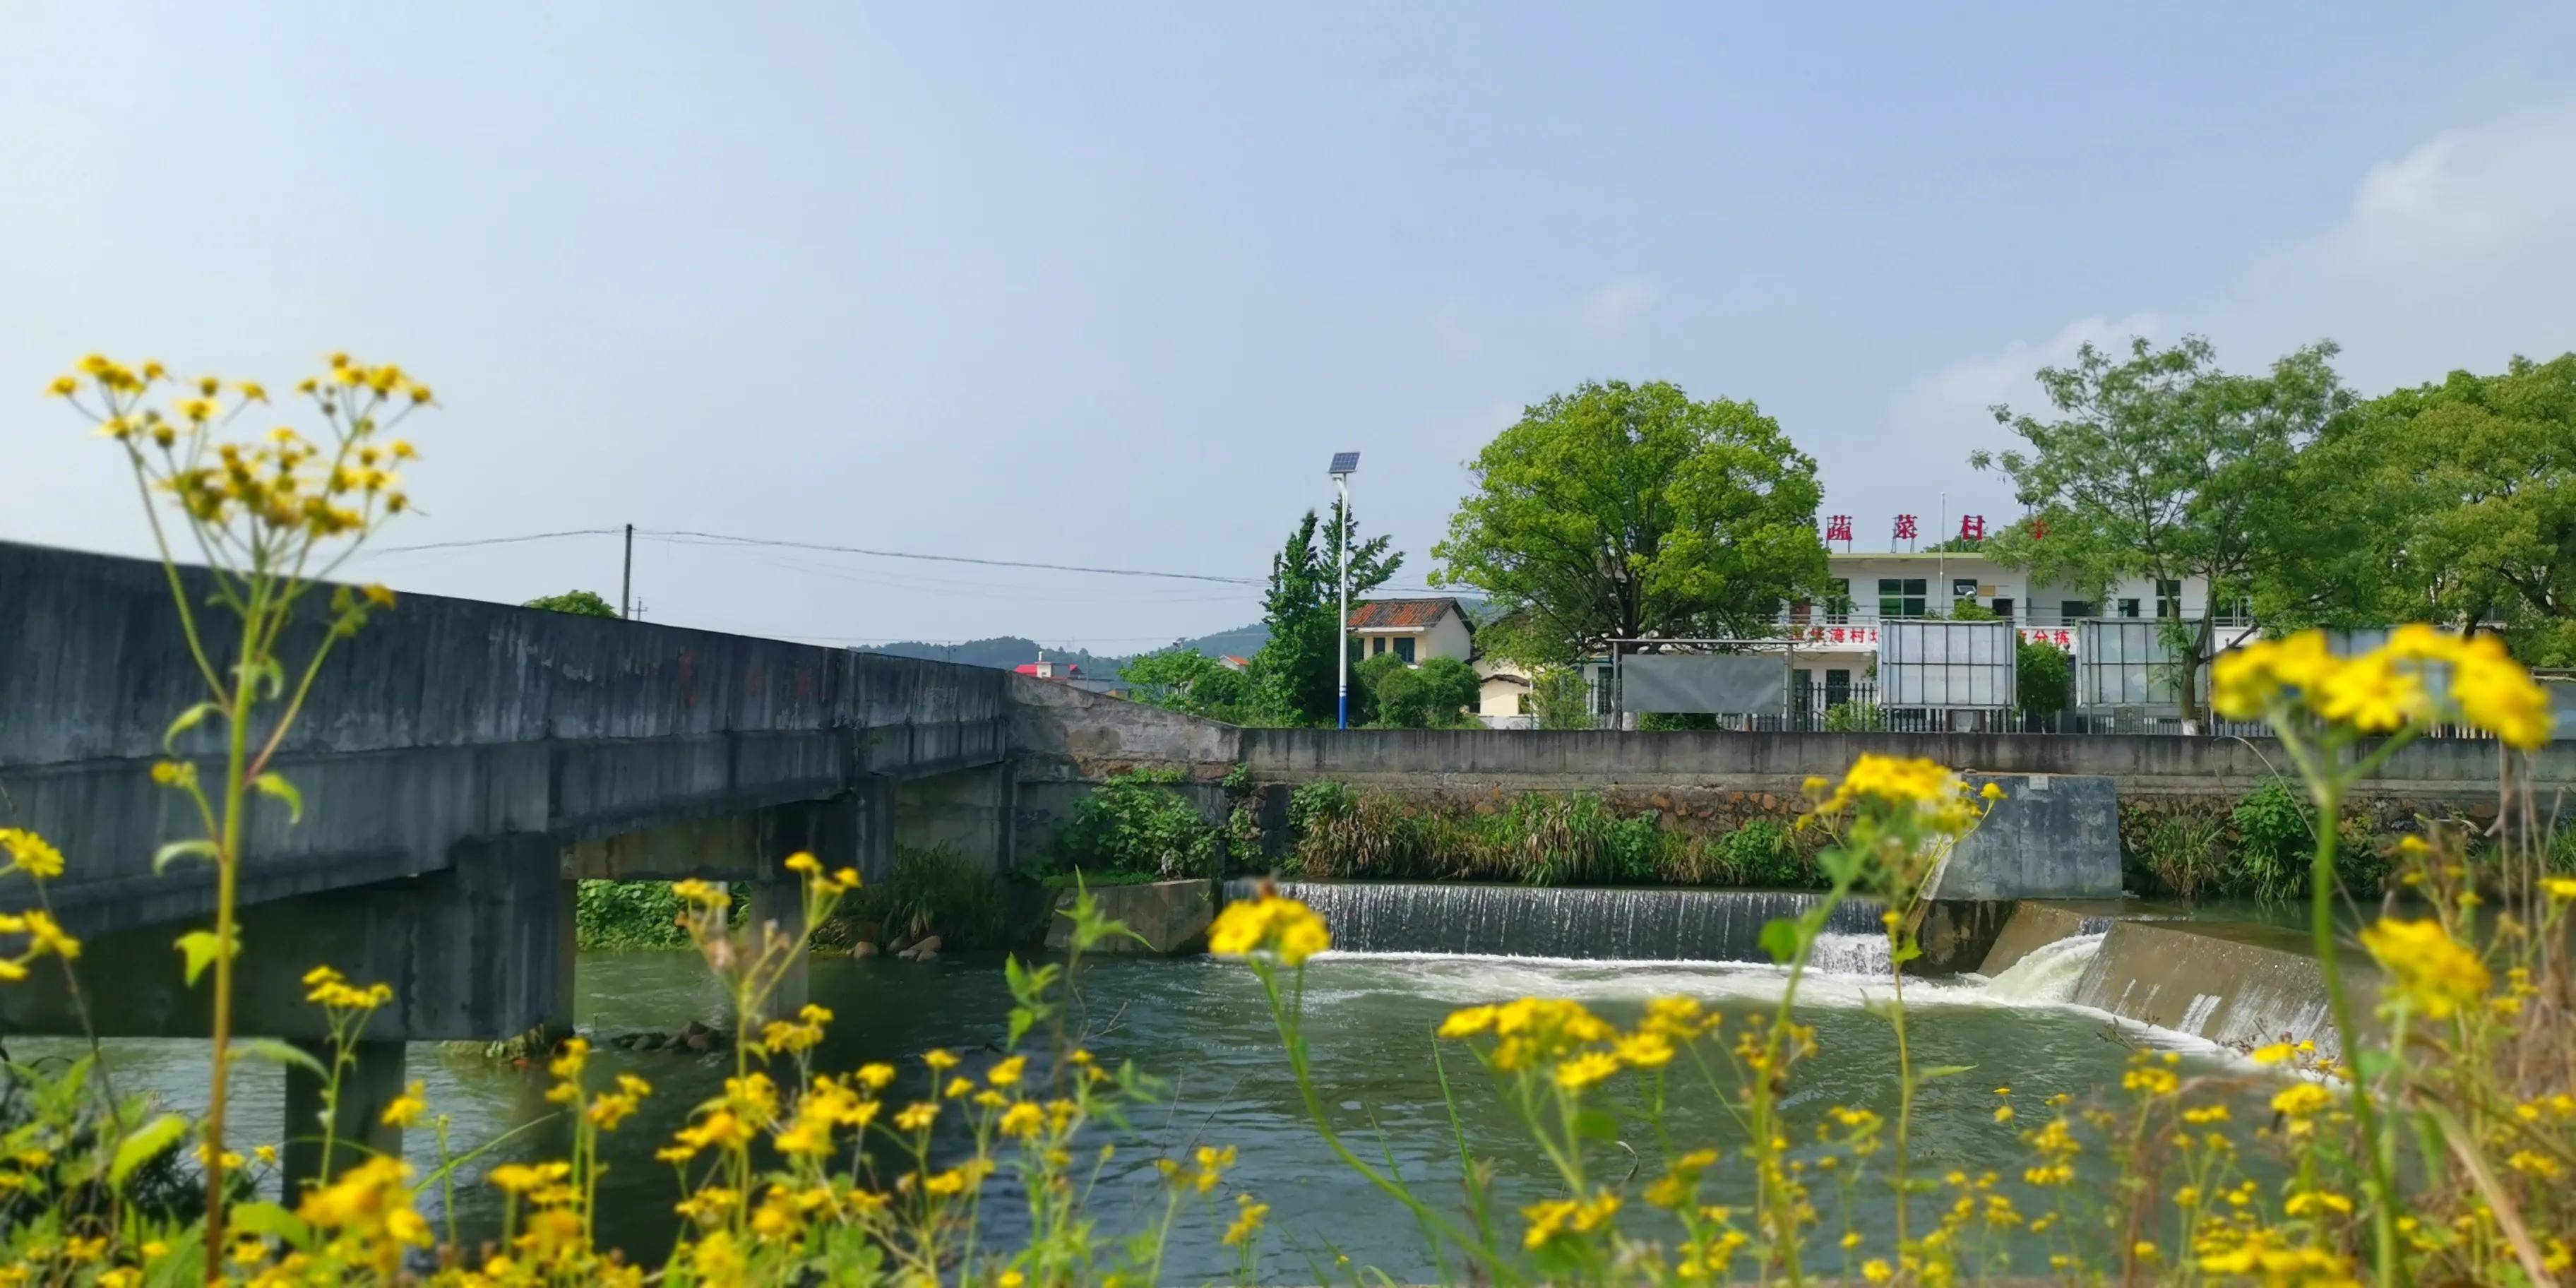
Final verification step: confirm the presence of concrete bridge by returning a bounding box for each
[0,541,1018,1052]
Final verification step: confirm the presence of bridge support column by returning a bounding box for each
[892,762,1015,873]
[282,1037,407,1194]
[551,878,581,1039]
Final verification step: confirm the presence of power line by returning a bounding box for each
[638,527,1264,586]
[360,523,1455,595]
[365,527,623,554]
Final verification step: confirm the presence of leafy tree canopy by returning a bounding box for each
[1356,654,1481,729]
[2264,354,2576,664]
[1972,335,2350,718]
[1250,502,1400,725]
[1433,380,1827,667]
[525,589,618,618]
[1116,648,1249,720]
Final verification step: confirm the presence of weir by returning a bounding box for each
[1239,880,1886,962]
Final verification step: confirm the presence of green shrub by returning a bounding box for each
[1702,820,1815,888]
[2016,638,2073,721]
[2130,809,2229,902]
[825,846,1005,949]
[575,879,696,949]
[2231,781,2313,901]
[1823,700,1885,732]
[1051,768,1218,880]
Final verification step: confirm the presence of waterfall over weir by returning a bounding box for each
[1237,881,1886,964]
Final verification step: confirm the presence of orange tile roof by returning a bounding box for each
[1347,597,1469,630]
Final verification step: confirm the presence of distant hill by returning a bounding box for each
[864,638,1123,672]
[864,597,1482,676]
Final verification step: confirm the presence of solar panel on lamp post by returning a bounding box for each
[1328,453,1359,729]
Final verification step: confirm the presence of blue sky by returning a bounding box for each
[9,2,2575,652]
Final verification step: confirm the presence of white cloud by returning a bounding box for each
[1578,277,1658,330]
[1851,102,2576,530]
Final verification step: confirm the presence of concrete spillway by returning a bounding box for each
[1236,879,1886,963]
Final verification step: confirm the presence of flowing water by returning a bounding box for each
[18,921,2284,1282]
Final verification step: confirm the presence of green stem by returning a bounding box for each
[2306,775,2402,1288]
[201,595,262,1277]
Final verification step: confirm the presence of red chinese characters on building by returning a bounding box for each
[1959,514,1986,541]
[1893,513,1917,543]
[1824,514,1853,544]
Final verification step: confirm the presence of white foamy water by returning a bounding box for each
[1977,932,2106,1004]
[1804,931,1894,977]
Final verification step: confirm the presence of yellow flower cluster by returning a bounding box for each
[296,1155,431,1272]
[56,353,429,544]
[2212,625,2552,747]
[1207,894,1331,965]
[2357,917,2490,1020]
[1521,1189,1621,1249]
[1438,996,1616,1073]
[0,908,80,983]
[782,850,860,897]
[0,827,66,880]
[301,963,393,1011]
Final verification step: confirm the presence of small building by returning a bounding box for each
[1015,659,1084,681]
[1346,597,1474,666]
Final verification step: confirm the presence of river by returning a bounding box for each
[18,936,2282,1282]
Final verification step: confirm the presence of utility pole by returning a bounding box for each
[620,523,635,620]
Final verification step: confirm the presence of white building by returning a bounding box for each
[1469,549,2226,724]
[1784,551,2224,698]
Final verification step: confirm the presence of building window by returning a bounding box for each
[1369,636,1385,655]
[2156,579,2183,619]
[1824,578,1852,623]
[2061,600,2096,621]
[1825,668,1852,708]
[2118,599,2141,619]
[1517,693,1533,715]
[1991,597,2014,622]
[1878,578,1926,618]
[1394,637,1416,664]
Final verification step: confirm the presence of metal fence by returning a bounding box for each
[1493,674,2545,739]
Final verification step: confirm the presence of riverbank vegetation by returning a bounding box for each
[1284,781,1823,888]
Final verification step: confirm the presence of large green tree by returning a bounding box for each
[1117,647,1249,720]
[1972,336,2350,722]
[1250,501,1400,725]
[525,589,619,617]
[2262,354,2576,664]
[1432,380,1827,665]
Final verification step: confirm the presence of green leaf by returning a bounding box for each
[1914,1063,1977,1082]
[1006,1006,1037,1049]
[252,773,303,824]
[154,839,221,874]
[230,1038,329,1080]
[162,702,222,752]
[227,1200,312,1249]
[173,928,239,986]
[1570,1109,1622,1142]
[109,1113,190,1188]
[1759,917,1806,965]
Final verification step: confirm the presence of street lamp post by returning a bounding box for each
[1328,452,1359,729]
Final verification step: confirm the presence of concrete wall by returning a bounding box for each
[1,541,1009,937]
[1925,775,2123,900]
[0,541,1010,1040]
[1234,728,2565,800]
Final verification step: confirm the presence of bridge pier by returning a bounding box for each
[282,1037,407,1194]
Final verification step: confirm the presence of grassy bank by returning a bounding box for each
[1282,781,1825,888]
